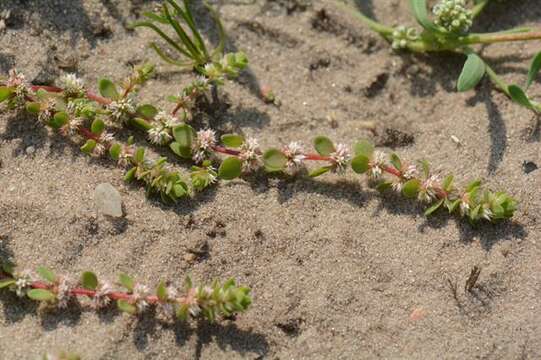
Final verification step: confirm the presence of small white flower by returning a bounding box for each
[419,174,441,202]
[6,68,25,88]
[108,97,136,122]
[433,0,473,33]
[403,164,418,179]
[155,110,180,129]
[369,151,386,179]
[59,73,85,97]
[60,117,84,136]
[192,129,217,163]
[133,284,150,313]
[148,125,172,145]
[283,141,306,171]
[239,137,261,172]
[92,281,113,308]
[56,277,72,308]
[37,99,56,123]
[99,132,115,144]
[330,143,351,173]
[14,270,34,297]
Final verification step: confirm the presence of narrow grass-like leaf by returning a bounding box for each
[410,0,439,32]
[508,85,533,109]
[526,51,541,89]
[130,21,192,59]
[424,199,444,216]
[457,53,486,92]
[0,279,15,289]
[162,3,200,61]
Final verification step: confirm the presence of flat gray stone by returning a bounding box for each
[94,183,123,217]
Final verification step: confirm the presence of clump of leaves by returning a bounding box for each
[129,0,248,79]
[0,262,251,322]
[336,0,541,113]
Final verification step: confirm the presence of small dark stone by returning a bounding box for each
[522,161,538,174]
[276,318,304,337]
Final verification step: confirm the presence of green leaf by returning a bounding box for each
[157,281,167,301]
[263,149,287,172]
[81,139,97,154]
[309,166,331,177]
[27,289,56,301]
[389,153,402,170]
[354,140,374,157]
[124,167,137,182]
[419,160,430,178]
[219,157,242,180]
[117,299,137,314]
[351,155,370,174]
[457,53,486,92]
[50,111,69,129]
[442,175,454,192]
[37,267,56,283]
[1,261,15,275]
[172,124,195,159]
[424,199,444,216]
[91,118,105,135]
[376,181,393,193]
[26,102,41,114]
[109,143,122,160]
[508,85,533,109]
[466,180,481,192]
[81,272,98,290]
[314,136,335,156]
[410,0,439,32]
[402,179,421,198]
[0,279,15,289]
[134,147,145,163]
[0,86,13,102]
[118,273,134,292]
[527,51,541,89]
[137,104,159,119]
[221,134,245,148]
[445,198,461,213]
[98,79,119,99]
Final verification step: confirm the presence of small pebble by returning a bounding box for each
[25,146,35,155]
[94,183,123,217]
[522,161,538,174]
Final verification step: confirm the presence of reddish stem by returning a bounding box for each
[304,153,332,162]
[29,85,111,105]
[383,165,402,178]
[30,281,182,305]
[212,145,241,157]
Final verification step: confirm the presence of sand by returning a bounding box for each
[1,0,540,359]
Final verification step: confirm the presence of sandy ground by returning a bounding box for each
[1,0,540,359]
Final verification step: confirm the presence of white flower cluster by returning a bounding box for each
[58,73,85,98]
[391,26,419,50]
[147,111,180,145]
[392,164,418,192]
[433,0,473,33]
[192,129,217,163]
[369,151,386,179]
[56,277,72,308]
[94,132,115,156]
[239,137,261,172]
[37,98,56,123]
[108,97,136,122]
[330,144,351,173]
[14,270,34,297]
[283,141,306,172]
[419,174,441,202]
[92,281,113,309]
[132,283,150,313]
